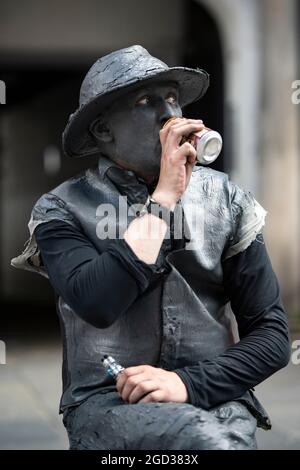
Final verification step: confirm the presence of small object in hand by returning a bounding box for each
[101,354,125,381]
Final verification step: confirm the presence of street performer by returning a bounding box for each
[11,45,290,450]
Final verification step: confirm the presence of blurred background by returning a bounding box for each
[0,0,299,450]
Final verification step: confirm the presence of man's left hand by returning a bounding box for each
[116,365,188,404]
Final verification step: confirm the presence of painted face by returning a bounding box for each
[103,81,182,185]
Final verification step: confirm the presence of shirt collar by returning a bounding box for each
[97,155,156,191]
[97,154,121,179]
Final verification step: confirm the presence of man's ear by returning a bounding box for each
[89,116,113,143]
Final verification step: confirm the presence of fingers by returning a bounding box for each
[116,365,150,399]
[168,121,205,148]
[116,366,178,405]
[160,118,204,147]
[118,373,148,402]
[116,365,166,404]
[127,379,160,404]
[138,389,165,404]
[118,374,162,404]
[159,117,182,146]
[177,141,197,164]
[161,117,203,134]
[116,366,145,390]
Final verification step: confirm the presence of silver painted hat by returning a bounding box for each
[62,45,209,158]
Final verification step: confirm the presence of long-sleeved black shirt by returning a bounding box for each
[34,220,290,412]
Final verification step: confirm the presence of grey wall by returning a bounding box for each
[0,0,184,64]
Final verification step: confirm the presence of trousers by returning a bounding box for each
[62,391,257,450]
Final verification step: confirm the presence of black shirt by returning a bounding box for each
[34,220,290,411]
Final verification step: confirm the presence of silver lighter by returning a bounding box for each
[101,354,125,381]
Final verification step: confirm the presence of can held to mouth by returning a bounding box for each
[163,118,222,165]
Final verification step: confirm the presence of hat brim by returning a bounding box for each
[62,67,209,158]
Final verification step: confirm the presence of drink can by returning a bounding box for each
[163,118,222,165]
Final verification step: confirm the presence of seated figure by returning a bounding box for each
[11,45,290,450]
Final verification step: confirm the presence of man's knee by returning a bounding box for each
[62,398,257,451]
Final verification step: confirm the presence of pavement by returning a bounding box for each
[0,335,299,450]
[0,338,68,450]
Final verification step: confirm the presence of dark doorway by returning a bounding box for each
[0,65,98,331]
[182,0,225,172]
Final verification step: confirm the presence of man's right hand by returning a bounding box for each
[152,118,205,210]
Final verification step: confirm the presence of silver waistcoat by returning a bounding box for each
[11,155,269,426]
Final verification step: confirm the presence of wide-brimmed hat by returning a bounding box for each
[62,45,209,158]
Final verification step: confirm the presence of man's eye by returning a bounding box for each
[136,96,150,106]
[166,93,177,104]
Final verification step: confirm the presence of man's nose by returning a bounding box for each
[156,100,182,127]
